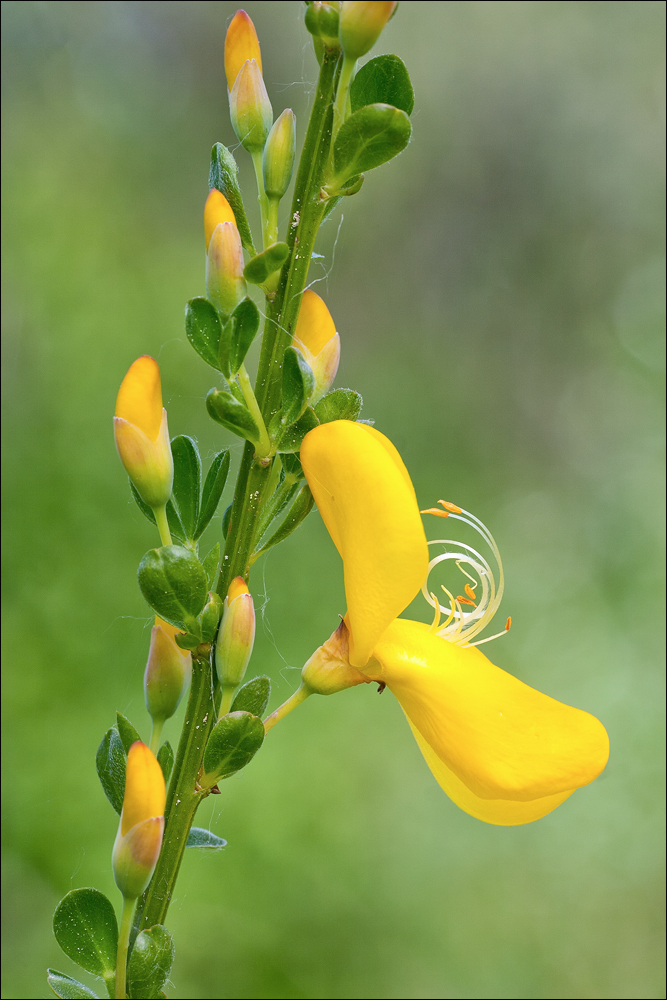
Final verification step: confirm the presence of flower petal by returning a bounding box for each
[121,742,166,836]
[301,421,428,667]
[368,619,609,805]
[115,355,163,442]
[294,290,337,356]
[224,9,262,91]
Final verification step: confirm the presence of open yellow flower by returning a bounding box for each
[300,420,609,826]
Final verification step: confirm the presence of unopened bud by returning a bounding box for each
[114,356,173,510]
[206,220,247,318]
[112,742,165,899]
[305,2,341,50]
[339,1,397,60]
[200,591,224,643]
[302,619,369,695]
[225,9,262,91]
[204,189,236,250]
[230,59,273,153]
[263,109,297,201]
[215,577,255,701]
[144,618,192,725]
[292,290,340,404]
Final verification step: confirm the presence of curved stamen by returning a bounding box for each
[421,502,507,647]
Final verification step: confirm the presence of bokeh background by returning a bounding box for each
[2,2,665,998]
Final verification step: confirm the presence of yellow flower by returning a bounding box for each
[114,356,173,510]
[224,9,263,92]
[300,420,609,825]
[338,1,398,60]
[112,742,166,899]
[204,188,237,251]
[292,290,341,405]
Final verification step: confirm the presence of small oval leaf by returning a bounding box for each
[196,450,231,539]
[314,388,363,424]
[53,889,118,980]
[185,297,223,371]
[202,712,265,785]
[350,54,414,115]
[138,545,209,632]
[127,924,175,1000]
[333,104,411,181]
[47,970,99,999]
[277,407,319,454]
[96,727,126,814]
[116,713,142,755]
[170,436,201,540]
[244,242,289,285]
[282,347,315,425]
[226,296,261,374]
[209,143,256,256]
[252,485,314,560]
[231,676,271,717]
[186,827,228,850]
[206,389,260,445]
[157,741,174,784]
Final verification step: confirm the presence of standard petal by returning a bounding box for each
[121,742,166,836]
[301,421,429,667]
[369,619,609,804]
[115,355,163,441]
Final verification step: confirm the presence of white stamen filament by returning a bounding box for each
[421,505,507,647]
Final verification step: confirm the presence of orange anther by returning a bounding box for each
[456,595,476,607]
[438,500,462,514]
[464,584,477,601]
[420,507,449,517]
[505,617,512,631]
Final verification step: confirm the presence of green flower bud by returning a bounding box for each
[339,1,397,60]
[229,59,273,153]
[305,2,341,50]
[144,619,192,725]
[216,578,256,711]
[263,109,297,201]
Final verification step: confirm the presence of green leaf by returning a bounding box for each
[281,453,305,480]
[157,742,174,784]
[282,347,316,425]
[333,104,412,181]
[277,407,319,453]
[129,484,186,543]
[206,389,260,445]
[222,503,232,539]
[116,713,142,755]
[185,297,224,371]
[202,542,220,589]
[47,970,99,999]
[231,676,271,718]
[53,889,118,982]
[127,925,175,1000]
[186,827,227,850]
[209,144,256,256]
[196,450,230,539]
[138,545,209,633]
[96,727,126,814]
[314,388,363,424]
[253,485,314,558]
[174,631,202,651]
[202,712,265,784]
[350,54,414,115]
[199,591,223,643]
[170,436,201,540]
[220,297,261,376]
[243,242,289,285]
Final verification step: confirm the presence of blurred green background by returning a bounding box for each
[2,2,665,998]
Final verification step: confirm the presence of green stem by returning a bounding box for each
[331,55,355,145]
[115,896,135,999]
[148,719,164,757]
[237,365,272,461]
[251,150,271,250]
[263,684,311,733]
[267,196,280,247]
[219,684,235,718]
[153,505,172,547]
[132,654,214,936]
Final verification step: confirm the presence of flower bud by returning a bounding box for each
[204,188,236,251]
[144,618,192,725]
[263,109,297,201]
[114,356,173,510]
[305,2,341,50]
[112,742,165,899]
[215,577,255,701]
[302,619,369,695]
[200,591,224,643]
[224,9,262,91]
[339,1,397,60]
[206,220,247,318]
[292,289,340,404]
[230,59,273,153]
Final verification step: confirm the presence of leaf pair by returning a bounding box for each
[187,295,260,379]
[200,677,271,788]
[97,713,174,816]
[132,436,230,546]
[50,888,174,999]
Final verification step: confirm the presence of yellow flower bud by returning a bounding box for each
[292,290,340,404]
[224,9,262,91]
[112,742,165,899]
[216,577,256,709]
[206,220,247,318]
[339,1,397,60]
[229,59,273,153]
[114,356,173,510]
[144,618,192,725]
[204,188,236,251]
[263,109,297,201]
